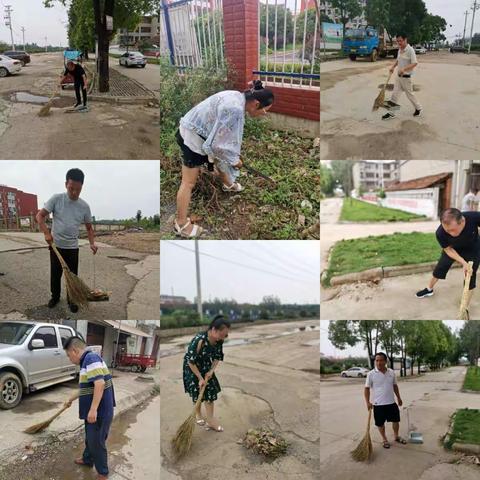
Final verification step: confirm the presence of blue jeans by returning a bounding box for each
[82,415,113,475]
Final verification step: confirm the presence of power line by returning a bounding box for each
[163,241,318,285]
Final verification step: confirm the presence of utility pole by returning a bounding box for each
[4,5,14,51]
[194,239,203,321]
[44,36,48,53]
[469,0,480,54]
[21,26,25,51]
[463,10,469,47]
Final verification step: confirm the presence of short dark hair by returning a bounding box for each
[396,33,408,40]
[440,208,463,224]
[375,352,387,361]
[208,315,231,331]
[63,336,86,350]
[244,80,275,109]
[66,168,85,184]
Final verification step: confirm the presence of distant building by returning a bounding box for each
[0,185,38,225]
[320,0,367,27]
[118,15,160,47]
[160,294,192,307]
[301,0,317,12]
[352,160,399,191]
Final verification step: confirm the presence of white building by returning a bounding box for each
[320,0,367,27]
[353,160,399,191]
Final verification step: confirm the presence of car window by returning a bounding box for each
[59,327,74,348]
[0,322,34,345]
[32,326,58,348]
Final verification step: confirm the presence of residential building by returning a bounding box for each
[119,15,160,46]
[160,295,191,307]
[0,185,38,227]
[352,160,399,191]
[320,0,367,26]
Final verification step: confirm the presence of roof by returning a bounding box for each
[100,320,152,338]
[385,172,452,192]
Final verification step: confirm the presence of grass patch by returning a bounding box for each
[323,231,439,286]
[340,198,425,222]
[463,366,480,391]
[445,409,480,449]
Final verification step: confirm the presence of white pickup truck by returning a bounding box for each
[0,321,84,409]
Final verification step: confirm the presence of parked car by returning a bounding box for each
[450,46,467,53]
[3,50,30,66]
[119,51,147,68]
[0,321,84,409]
[0,55,22,77]
[341,367,370,378]
[414,45,427,54]
[419,365,430,373]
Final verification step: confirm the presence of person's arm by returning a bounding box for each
[64,390,80,408]
[393,384,403,406]
[82,73,88,88]
[205,359,220,381]
[389,59,398,73]
[87,378,105,423]
[188,361,204,385]
[400,62,418,74]
[364,387,372,410]
[85,223,97,254]
[36,208,53,244]
[444,246,470,275]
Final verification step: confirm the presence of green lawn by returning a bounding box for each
[464,366,480,391]
[340,198,425,222]
[445,409,480,448]
[323,231,439,286]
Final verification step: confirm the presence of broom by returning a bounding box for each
[38,87,59,117]
[171,368,216,460]
[372,71,393,111]
[24,402,71,434]
[459,261,473,320]
[351,408,373,462]
[50,243,90,308]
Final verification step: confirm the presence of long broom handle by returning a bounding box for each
[459,261,474,315]
[381,71,393,95]
[366,408,372,431]
[51,243,70,271]
[47,402,71,423]
[194,364,217,410]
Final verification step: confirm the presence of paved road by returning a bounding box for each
[320,51,480,160]
[321,366,479,480]
[110,59,159,95]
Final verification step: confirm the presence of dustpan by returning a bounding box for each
[407,408,423,444]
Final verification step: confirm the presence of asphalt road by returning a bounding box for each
[320,51,480,160]
[110,59,159,95]
[320,366,479,480]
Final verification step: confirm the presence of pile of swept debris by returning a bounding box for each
[240,428,288,459]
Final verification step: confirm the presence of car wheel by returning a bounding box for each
[20,61,25,67]
[341,373,347,377]
[0,372,23,409]
[0,67,8,78]
[141,64,146,68]
[358,373,363,378]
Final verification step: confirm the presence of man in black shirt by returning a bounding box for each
[416,208,480,311]
[61,61,88,110]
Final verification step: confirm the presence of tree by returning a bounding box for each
[320,164,335,196]
[331,160,354,197]
[260,4,294,49]
[136,210,142,223]
[260,295,282,306]
[329,0,364,47]
[365,0,390,28]
[419,14,447,44]
[459,321,480,366]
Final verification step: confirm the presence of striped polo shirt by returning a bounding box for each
[79,350,116,420]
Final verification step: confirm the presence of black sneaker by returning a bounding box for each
[69,303,79,313]
[416,288,433,298]
[386,101,401,110]
[48,298,60,308]
[413,109,422,117]
[382,112,396,120]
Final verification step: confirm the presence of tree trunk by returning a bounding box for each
[93,0,114,93]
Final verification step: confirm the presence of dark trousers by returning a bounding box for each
[49,246,79,301]
[82,415,113,476]
[74,81,87,106]
[433,251,480,290]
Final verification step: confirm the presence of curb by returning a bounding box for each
[443,409,480,454]
[57,90,156,105]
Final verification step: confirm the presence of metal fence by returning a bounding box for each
[0,215,36,231]
[255,0,320,88]
[160,0,225,71]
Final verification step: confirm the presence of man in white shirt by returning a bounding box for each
[383,33,422,120]
[461,188,480,212]
[364,352,406,449]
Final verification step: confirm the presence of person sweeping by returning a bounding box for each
[36,168,98,313]
[364,352,406,450]
[63,336,116,480]
[174,80,274,238]
[61,60,89,111]
[416,208,480,316]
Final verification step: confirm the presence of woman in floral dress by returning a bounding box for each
[183,316,231,432]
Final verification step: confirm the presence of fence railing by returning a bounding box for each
[0,216,127,232]
[255,0,320,89]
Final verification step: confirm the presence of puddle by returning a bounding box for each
[10,92,54,104]
[11,398,61,415]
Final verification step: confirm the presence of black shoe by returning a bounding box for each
[69,303,79,313]
[413,109,422,117]
[416,288,433,298]
[48,298,60,308]
[382,112,396,120]
[386,101,400,110]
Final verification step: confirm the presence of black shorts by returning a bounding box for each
[373,403,400,427]
[433,251,480,290]
[175,129,208,168]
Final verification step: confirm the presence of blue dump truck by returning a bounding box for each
[343,26,399,62]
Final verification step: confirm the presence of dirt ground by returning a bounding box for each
[0,52,159,160]
[97,232,160,254]
[160,320,320,479]
[320,51,480,160]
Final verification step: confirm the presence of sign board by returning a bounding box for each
[321,23,343,43]
[106,15,113,31]
[20,218,30,227]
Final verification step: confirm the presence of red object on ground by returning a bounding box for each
[115,353,157,372]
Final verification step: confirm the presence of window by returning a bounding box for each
[32,327,58,348]
[59,327,74,348]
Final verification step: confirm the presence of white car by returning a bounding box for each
[0,55,22,77]
[119,51,147,68]
[415,46,427,54]
[341,367,370,378]
[419,365,430,373]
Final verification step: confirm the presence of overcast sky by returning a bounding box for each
[160,240,320,305]
[425,0,479,41]
[0,161,159,219]
[321,320,465,357]
[0,1,68,47]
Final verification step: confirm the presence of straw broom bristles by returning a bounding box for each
[459,261,473,320]
[351,408,373,462]
[372,72,393,111]
[24,403,71,434]
[38,88,59,117]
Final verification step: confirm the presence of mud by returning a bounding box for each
[320,64,386,90]
[11,398,62,415]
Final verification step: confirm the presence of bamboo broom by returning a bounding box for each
[459,261,473,320]
[38,87,59,117]
[24,402,71,434]
[351,408,373,462]
[51,243,90,309]
[372,72,393,111]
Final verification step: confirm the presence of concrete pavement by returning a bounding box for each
[320,366,479,480]
[110,60,160,96]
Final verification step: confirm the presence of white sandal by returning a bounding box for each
[205,423,224,432]
[222,182,243,192]
[174,218,203,238]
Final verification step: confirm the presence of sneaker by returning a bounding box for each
[386,101,401,110]
[416,288,433,298]
[413,109,422,117]
[382,113,396,121]
[69,303,79,313]
[47,298,60,308]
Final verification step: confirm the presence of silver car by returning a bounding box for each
[0,321,83,409]
[119,51,147,68]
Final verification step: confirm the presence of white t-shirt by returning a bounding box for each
[365,367,397,405]
[397,44,418,76]
[462,192,479,211]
